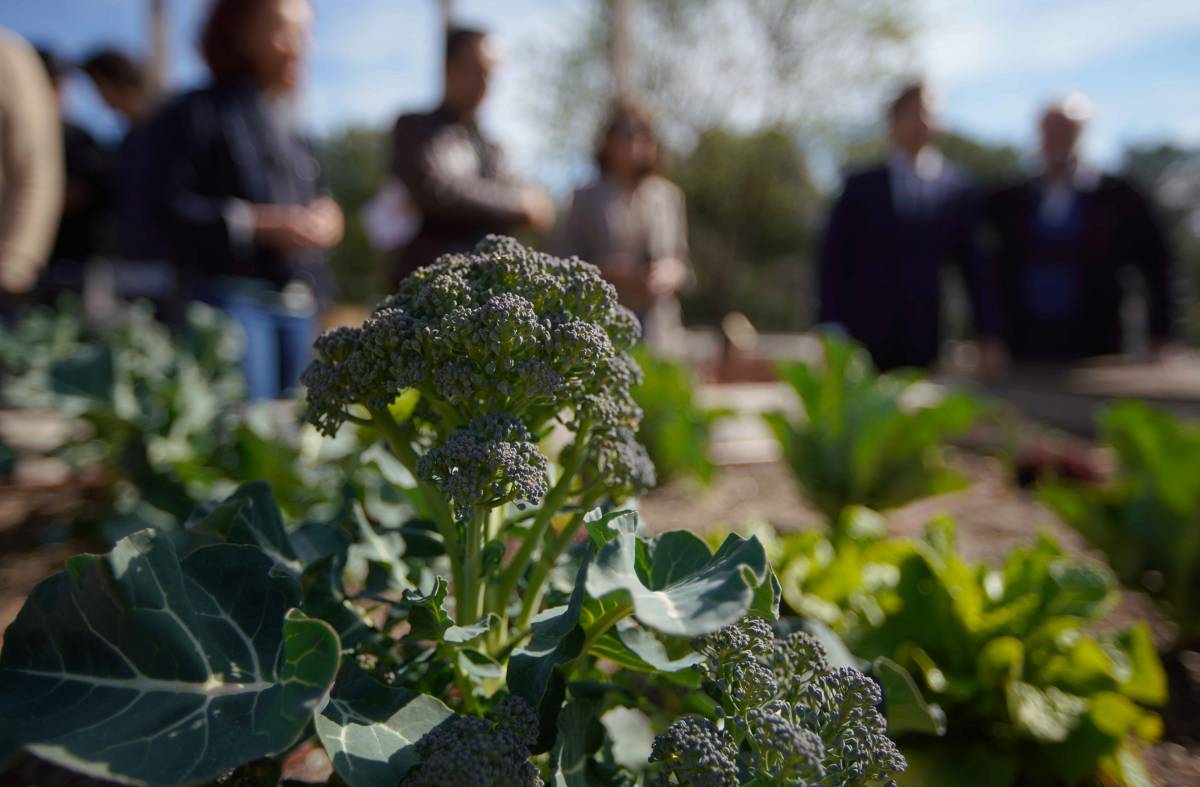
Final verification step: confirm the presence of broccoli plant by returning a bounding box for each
[650,618,906,786]
[0,238,826,786]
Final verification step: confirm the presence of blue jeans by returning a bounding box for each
[197,280,316,401]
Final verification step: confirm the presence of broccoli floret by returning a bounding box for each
[649,715,740,787]
[651,618,906,787]
[400,696,543,787]
[417,414,549,518]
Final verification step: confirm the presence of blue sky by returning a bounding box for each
[3,0,1199,188]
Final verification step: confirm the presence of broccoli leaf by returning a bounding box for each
[0,529,340,786]
[585,523,773,637]
[315,664,453,787]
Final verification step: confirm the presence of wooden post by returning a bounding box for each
[147,0,168,99]
[609,0,633,101]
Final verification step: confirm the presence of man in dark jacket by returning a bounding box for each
[818,82,1001,372]
[983,96,1173,360]
[389,26,554,285]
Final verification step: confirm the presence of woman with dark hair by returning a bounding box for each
[555,102,689,352]
[146,0,342,399]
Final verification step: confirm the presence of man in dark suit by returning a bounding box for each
[818,82,1001,372]
[983,96,1174,361]
[389,26,554,286]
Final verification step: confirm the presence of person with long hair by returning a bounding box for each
[556,102,690,352]
[146,0,342,398]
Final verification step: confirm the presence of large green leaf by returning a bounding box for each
[0,529,340,786]
[873,657,947,737]
[188,480,303,574]
[315,664,453,787]
[509,566,587,712]
[585,519,772,637]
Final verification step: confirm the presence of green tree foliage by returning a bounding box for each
[673,127,821,329]
[1122,143,1200,344]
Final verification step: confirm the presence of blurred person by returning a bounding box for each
[36,47,115,300]
[983,96,1174,361]
[555,101,689,352]
[0,29,63,308]
[818,82,1002,372]
[389,26,554,286]
[80,48,175,306]
[146,0,342,399]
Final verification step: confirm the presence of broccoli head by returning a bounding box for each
[651,618,906,787]
[400,695,543,787]
[302,235,654,516]
[303,235,641,436]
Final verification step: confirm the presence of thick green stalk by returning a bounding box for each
[491,428,592,615]
[563,599,633,678]
[459,508,486,624]
[516,487,605,628]
[368,406,465,608]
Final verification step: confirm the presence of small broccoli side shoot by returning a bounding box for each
[650,618,906,787]
[399,696,543,787]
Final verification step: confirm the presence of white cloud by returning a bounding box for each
[920,0,1200,86]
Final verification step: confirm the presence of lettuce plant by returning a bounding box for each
[0,239,907,786]
[764,335,980,524]
[1040,401,1200,645]
[774,513,1166,787]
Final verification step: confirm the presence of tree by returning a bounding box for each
[1123,143,1200,344]
[673,127,821,330]
[529,0,916,172]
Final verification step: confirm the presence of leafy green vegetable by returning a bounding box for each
[0,299,352,540]
[315,664,454,787]
[0,528,340,785]
[774,517,1165,786]
[0,239,908,786]
[1040,401,1200,644]
[631,347,728,485]
[765,334,980,523]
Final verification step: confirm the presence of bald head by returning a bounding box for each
[1039,94,1091,177]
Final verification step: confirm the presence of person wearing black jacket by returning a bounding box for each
[146,0,342,399]
[982,96,1174,361]
[389,26,554,286]
[818,83,1002,372]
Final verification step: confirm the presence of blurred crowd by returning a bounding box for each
[0,0,1182,399]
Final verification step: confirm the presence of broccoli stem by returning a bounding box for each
[459,508,487,624]
[563,598,633,677]
[368,406,465,604]
[490,425,592,618]
[515,487,605,629]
